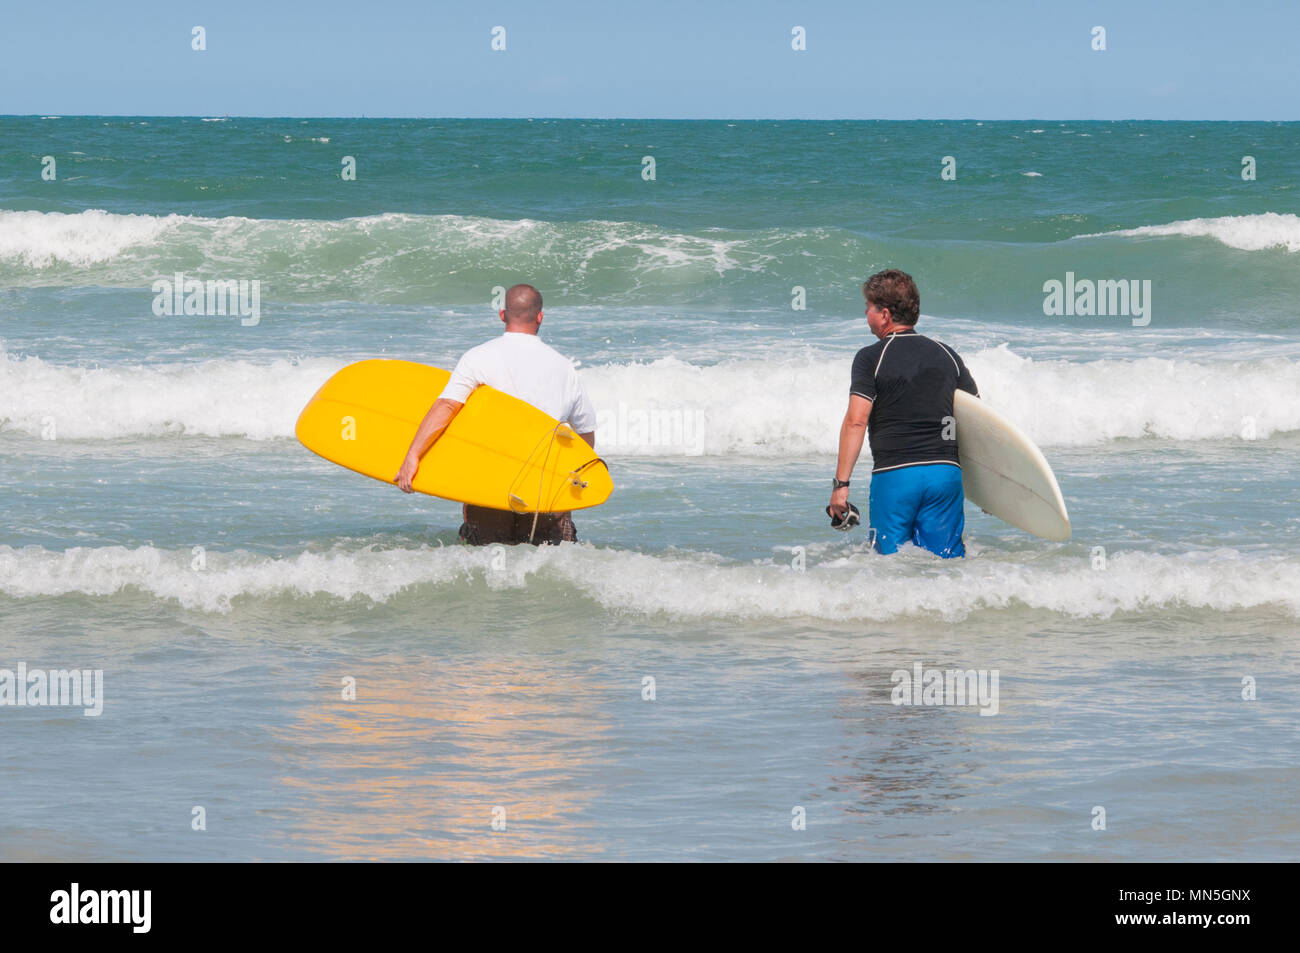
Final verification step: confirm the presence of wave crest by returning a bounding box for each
[3,347,1299,448]
[1,542,1295,619]
[1085,213,1300,252]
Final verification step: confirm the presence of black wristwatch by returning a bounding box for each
[832,478,850,489]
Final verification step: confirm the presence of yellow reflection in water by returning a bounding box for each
[270,654,610,860]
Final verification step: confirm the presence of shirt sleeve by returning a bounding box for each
[849,346,877,402]
[566,371,598,433]
[948,346,979,397]
[437,352,481,404]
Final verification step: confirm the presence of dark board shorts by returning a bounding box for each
[458,504,578,546]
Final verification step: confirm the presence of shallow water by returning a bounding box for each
[1,118,1297,860]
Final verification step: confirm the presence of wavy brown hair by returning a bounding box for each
[863,269,920,326]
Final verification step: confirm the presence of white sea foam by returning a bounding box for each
[582,346,1300,452]
[3,346,1298,448]
[0,209,774,285]
[1,542,1296,619]
[0,351,344,440]
[1085,213,1300,252]
[0,209,184,268]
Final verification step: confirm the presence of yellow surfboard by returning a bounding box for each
[295,359,612,512]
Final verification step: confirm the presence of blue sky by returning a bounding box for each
[2,0,1297,119]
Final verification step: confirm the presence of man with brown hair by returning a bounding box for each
[828,269,979,558]
[394,284,597,545]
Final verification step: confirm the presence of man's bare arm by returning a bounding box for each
[394,397,464,492]
[829,395,871,517]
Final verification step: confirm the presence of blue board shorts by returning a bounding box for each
[868,463,966,558]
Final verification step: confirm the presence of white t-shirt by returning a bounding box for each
[438,331,597,433]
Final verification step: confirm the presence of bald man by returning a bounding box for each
[394,284,597,545]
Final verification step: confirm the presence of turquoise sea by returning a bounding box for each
[1,118,1298,860]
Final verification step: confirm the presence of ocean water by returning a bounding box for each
[1,117,1298,861]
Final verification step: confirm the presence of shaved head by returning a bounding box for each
[504,284,543,324]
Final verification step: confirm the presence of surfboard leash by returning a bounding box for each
[510,425,606,544]
[566,457,607,486]
[528,428,558,544]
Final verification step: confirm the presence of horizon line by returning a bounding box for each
[3,114,1298,123]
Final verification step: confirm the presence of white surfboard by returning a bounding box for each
[953,390,1070,541]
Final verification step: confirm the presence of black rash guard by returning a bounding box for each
[849,328,980,473]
